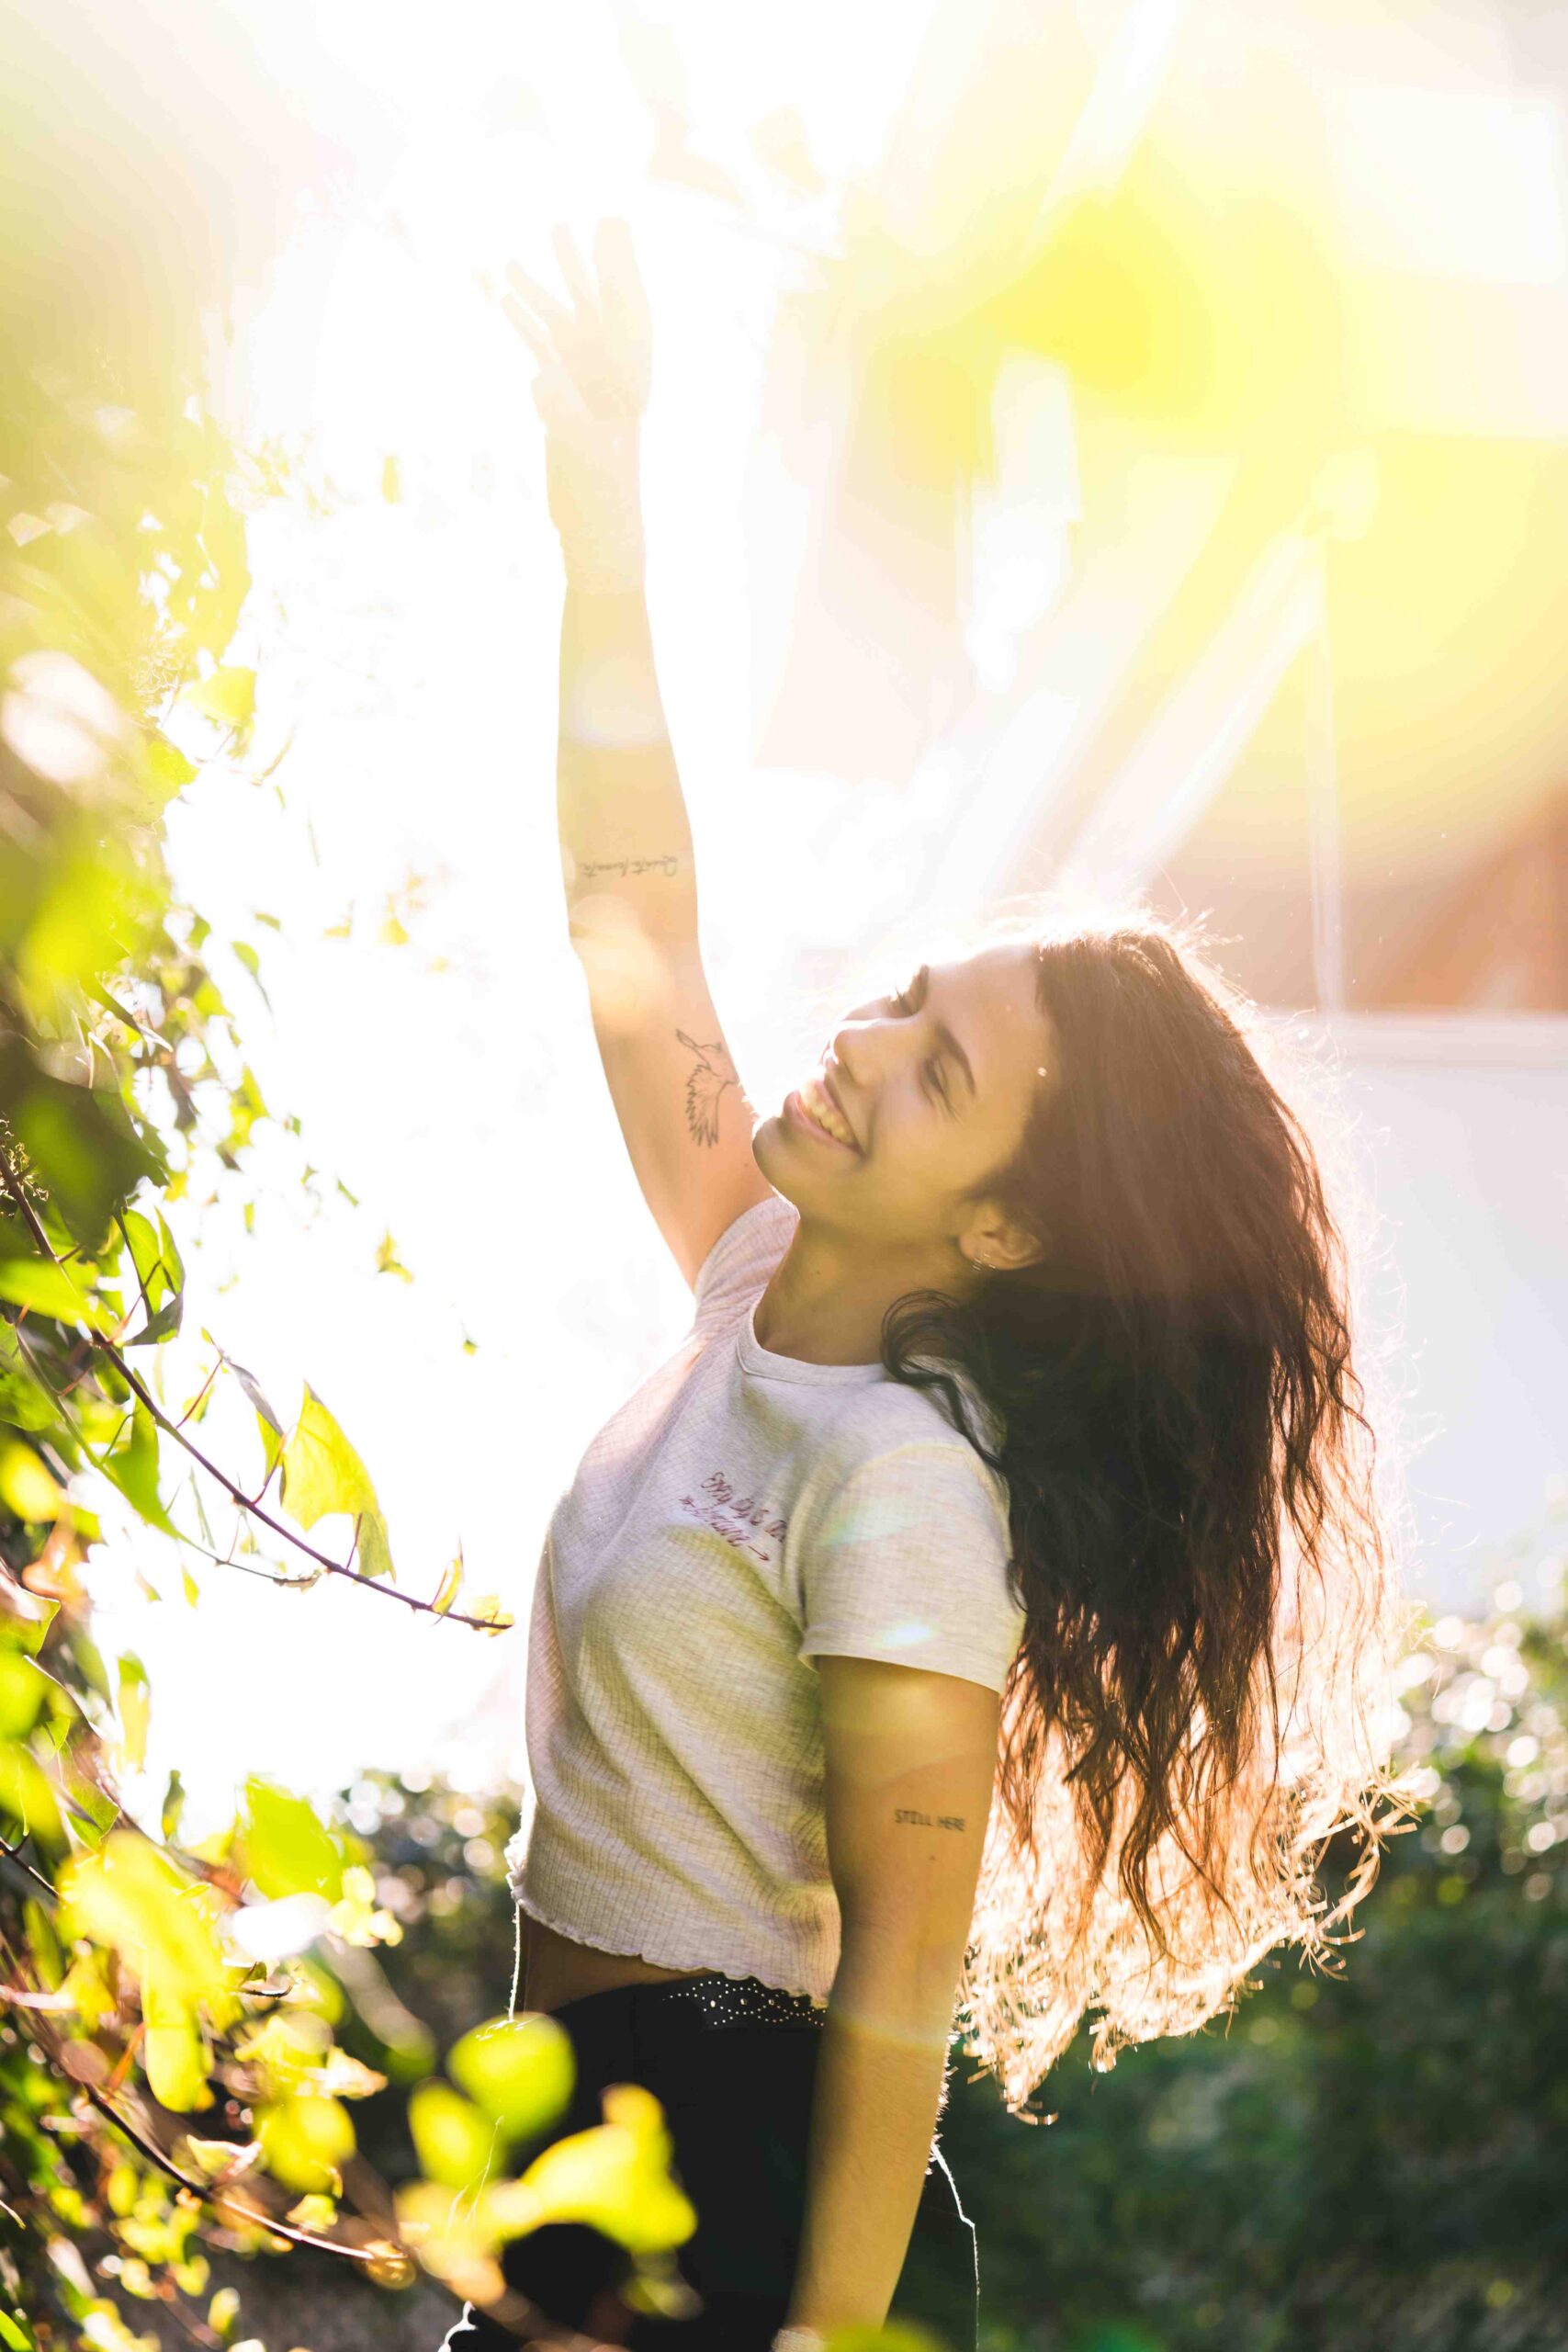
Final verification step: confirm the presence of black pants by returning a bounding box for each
[437,1973,979,2351]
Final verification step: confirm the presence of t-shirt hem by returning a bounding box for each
[798,1638,1020,1692]
[510,1883,830,2007]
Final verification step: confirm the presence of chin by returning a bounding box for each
[750,1114,802,1201]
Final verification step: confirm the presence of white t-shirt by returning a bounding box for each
[504,1190,1024,2001]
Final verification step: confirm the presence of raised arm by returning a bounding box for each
[505,221,770,1286]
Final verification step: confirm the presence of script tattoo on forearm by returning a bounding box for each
[679,1029,739,1148]
[894,1809,967,1830]
[578,853,682,879]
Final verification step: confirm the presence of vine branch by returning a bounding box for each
[0,1148,507,1634]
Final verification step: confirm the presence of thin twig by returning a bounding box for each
[0,1149,507,1634]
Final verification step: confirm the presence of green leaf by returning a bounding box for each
[257,2092,354,2193]
[0,1651,49,1740]
[119,1209,170,1309]
[58,1829,240,2033]
[162,1768,186,1845]
[0,2306,36,2349]
[156,1213,185,1295]
[0,1318,65,1430]
[22,1894,62,1990]
[408,2079,493,2191]
[117,1653,151,1771]
[0,1436,64,1522]
[240,1778,344,1904]
[490,2083,695,2256]
[98,1400,176,1535]
[125,1294,182,1347]
[0,1256,107,1330]
[141,733,197,801]
[182,666,255,731]
[2,1590,57,1658]
[449,2012,575,2143]
[0,1740,64,1848]
[279,1385,396,1581]
[116,1209,183,1343]
[224,1356,284,1476]
[231,939,269,1009]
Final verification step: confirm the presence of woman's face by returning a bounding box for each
[753,942,1055,1265]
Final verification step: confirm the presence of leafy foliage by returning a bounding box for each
[0,8,677,2345]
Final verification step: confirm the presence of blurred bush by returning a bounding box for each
[934,1512,1568,2352]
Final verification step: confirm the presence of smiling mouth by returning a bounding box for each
[787,1074,859,1151]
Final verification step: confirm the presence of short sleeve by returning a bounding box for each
[796,1441,1023,1692]
[691,1193,797,1340]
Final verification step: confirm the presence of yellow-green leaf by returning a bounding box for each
[141,732,197,801]
[0,1257,107,1329]
[489,2084,694,2256]
[409,2079,494,2191]
[117,1653,151,1771]
[449,2013,574,2143]
[0,1652,49,1741]
[256,2092,354,2193]
[98,1400,176,1535]
[0,1740,64,1848]
[142,1998,210,2113]
[58,1831,239,2035]
[0,1437,64,1522]
[183,666,255,730]
[239,1779,344,1905]
[279,1386,396,1581]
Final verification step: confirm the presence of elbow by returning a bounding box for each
[829,1914,966,2049]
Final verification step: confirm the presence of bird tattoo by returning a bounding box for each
[679,1028,739,1147]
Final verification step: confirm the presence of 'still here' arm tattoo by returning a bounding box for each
[578,853,682,880]
[678,1029,739,1148]
[894,1809,967,1830]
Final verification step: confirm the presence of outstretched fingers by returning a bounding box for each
[592,217,652,365]
[504,258,573,338]
[550,221,601,322]
[501,290,555,368]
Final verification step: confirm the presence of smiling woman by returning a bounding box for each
[443,219,1405,2352]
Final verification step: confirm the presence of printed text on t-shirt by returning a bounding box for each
[679,1471,788,1566]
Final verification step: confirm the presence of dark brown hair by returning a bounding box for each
[880,910,1404,2113]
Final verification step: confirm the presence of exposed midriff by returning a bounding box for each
[518,1908,719,2015]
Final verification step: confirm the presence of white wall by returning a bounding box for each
[1307,1012,1568,1609]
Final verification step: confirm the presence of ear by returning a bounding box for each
[958,1204,1044,1274]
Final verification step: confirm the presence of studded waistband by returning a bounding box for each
[657,1973,828,2030]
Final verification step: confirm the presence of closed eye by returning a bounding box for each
[889,973,952,1111]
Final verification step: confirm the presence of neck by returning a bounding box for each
[751,1221,974,1366]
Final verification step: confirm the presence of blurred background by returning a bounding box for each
[3,0,1565,2346]
[58,0,1565,1811]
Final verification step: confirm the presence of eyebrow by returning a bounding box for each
[914,965,976,1101]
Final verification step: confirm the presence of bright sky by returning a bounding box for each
[87,0,956,1834]
[85,0,1568,1833]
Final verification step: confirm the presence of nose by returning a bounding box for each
[828,1009,889,1093]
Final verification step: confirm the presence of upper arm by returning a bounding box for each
[818,1655,1000,1981]
[570,920,771,1290]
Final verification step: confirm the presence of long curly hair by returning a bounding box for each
[878,908,1406,2116]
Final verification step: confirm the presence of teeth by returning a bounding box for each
[799,1072,855,1148]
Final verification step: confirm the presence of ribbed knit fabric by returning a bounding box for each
[504,1190,1024,2001]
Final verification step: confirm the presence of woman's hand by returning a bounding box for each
[503,219,653,592]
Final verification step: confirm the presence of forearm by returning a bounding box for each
[785,1930,957,2332]
[558,578,698,953]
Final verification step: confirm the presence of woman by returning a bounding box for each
[442,221,1401,2352]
